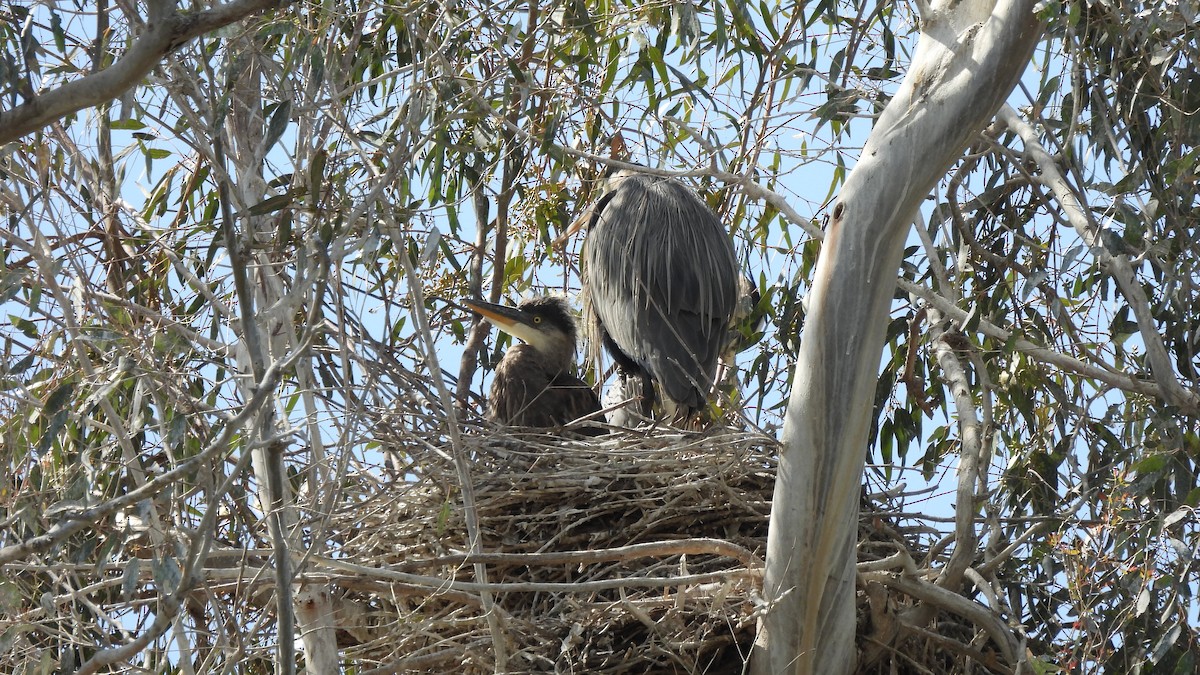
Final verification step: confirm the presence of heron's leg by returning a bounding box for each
[603,371,639,428]
[602,369,657,428]
[637,370,655,417]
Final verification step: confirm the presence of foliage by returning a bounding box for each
[0,0,1197,672]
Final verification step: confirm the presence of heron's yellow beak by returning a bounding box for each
[463,299,546,349]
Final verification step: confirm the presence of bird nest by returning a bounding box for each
[324,423,1015,674]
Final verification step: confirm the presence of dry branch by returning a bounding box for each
[0,0,288,145]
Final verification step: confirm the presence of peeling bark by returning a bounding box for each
[751,2,1043,673]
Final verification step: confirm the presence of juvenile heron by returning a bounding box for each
[464,296,603,434]
[576,171,740,423]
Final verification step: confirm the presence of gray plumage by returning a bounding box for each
[582,172,739,418]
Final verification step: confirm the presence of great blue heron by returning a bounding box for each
[576,170,740,423]
[464,296,603,434]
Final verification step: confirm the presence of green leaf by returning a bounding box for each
[0,270,26,305]
[420,227,442,267]
[1151,623,1182,664]
[1162,506,1190,528]
[1134,454,1169,474]
[43,381,75,415]
[436,500,451,535]
[6,353,34,376]
[246,192,297,216]
[38,405,69,454]
[152,555,181,595]
[1026,656,1064,674]
[1135,586,1151,616]
[308,148,327,208]
[1184,488,1200,507]
[49,11,66,51]
[110,119,146,130]
[264,99,292,151]
[9,315,38,338]
[0,624,35,659]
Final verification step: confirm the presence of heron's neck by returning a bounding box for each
[533,340,576,375]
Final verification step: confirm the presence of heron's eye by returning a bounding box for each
[533,316,542,324]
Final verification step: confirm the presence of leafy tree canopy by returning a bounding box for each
[0,0,1197,671]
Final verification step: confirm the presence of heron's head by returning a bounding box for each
[464,296,580,362]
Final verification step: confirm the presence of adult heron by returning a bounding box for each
[464,296,603,434]
[577,170,740,423]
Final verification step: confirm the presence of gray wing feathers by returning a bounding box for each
[584,175,738,409]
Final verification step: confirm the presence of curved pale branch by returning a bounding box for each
[928,319,985,590]
[398,244,511,671]
[997,104,1200,411]
[899,279,1200,414]
[752,2,1043,673]
[0,0,286,145]
[859,571,1021,665]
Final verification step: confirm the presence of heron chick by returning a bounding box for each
[465,296,603,434]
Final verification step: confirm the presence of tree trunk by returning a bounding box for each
[751,2,1042,673]
[223,42,340,673]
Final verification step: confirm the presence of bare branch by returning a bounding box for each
[863,571,1020,665]
[393,538,762,571]
[457,173,493,409]
[0,0,287,145]
[398,238,510,671]
[997,104,1200,412]
[316,557,761,595]
[927,315,986,592]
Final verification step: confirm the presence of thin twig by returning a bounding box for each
[398,244,510,671]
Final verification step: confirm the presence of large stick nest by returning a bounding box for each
[324,424,1013,674]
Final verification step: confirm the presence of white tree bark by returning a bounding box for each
[751,2,1042,673]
